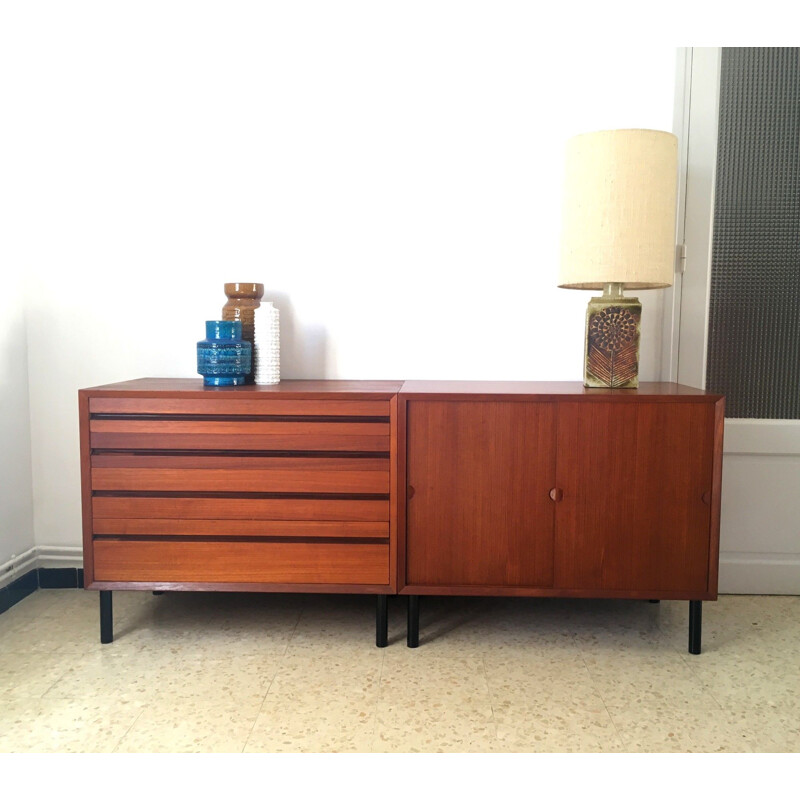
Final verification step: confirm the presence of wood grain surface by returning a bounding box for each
[91,432,390,452]
[79,392,95,584]
[554,401,714,594]
[89,397,391,416]
[81,381,400,593]
[91,466,389,494]
[80,379,723,602]
[83,378,402,397]
[91,496,389,521]
[400,381,720,399]
[93,518,389,539]
[93,540,389,584]
[89,418,390,452]
[406,400,556,587]
[90,454,389,471]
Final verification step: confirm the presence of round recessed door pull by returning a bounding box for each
[408,485,416,499]
[701,491,711,505]
[549,488,563,502]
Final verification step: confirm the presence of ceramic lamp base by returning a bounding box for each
[584,291,641,389]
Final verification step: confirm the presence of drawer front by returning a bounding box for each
[93,540,389,584]
[89,397,391,417]
[89,418,390,452]
[91,496,389,522]
[91,466,389,494]
[90,453,389,494]
[93,518,389,539]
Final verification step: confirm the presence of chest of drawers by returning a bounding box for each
[79,378,400,645]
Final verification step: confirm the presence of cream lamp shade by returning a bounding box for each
[559,129,679,290]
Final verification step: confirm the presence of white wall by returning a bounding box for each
[0,275,35,577]
[1,3,677,553]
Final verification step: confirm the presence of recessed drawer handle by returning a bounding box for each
[702,491,711,505]
[549,488,563,502]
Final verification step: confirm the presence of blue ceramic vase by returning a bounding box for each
[197,320,252,386]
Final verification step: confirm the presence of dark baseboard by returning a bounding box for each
[38,567,84,589]
[0,569,38,614]
[0,567,85,615]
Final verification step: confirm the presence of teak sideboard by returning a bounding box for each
[79,379,724,653]
[79,379,401,647]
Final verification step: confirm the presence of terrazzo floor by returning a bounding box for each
[0,589,798,753]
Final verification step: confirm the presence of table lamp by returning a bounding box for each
[559,129,679,388]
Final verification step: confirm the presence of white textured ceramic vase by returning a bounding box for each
[253,302,280,385]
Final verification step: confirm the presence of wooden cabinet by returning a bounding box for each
[79,378,401,646]
[399,382,724,652]
[79,378,723,652]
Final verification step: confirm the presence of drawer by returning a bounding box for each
[90,454,388,471]
[91,453,389,493]
[89,397,391,417]
[93,540,390,584]
[93,518,389,539]
[91,496,389,521]
[89,418,390,452]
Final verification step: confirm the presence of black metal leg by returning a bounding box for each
[407,595,419,648]
[100,591,113,644]
[376,595,388,648]
[689,600,702,655]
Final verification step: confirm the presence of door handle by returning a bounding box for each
[408,485,415,499]
[549,488,563,502]
[701,491,711,505]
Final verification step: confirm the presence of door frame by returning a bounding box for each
[665,46,800,594]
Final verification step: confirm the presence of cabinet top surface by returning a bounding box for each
[399,381,722,400]
[81,378,404,398]
[79,378,721,401]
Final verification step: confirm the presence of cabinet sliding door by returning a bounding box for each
[406,400,556,588]
[555,401,714,594]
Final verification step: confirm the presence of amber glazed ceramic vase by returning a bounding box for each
[222,283,263,382]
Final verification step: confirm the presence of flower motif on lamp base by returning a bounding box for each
[584,293,641,389]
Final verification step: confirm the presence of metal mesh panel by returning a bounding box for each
[706,47,800,419]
